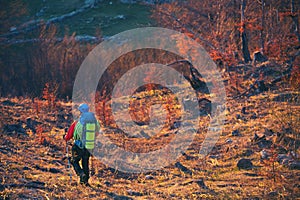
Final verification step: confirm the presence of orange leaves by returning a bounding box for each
[290,65,300,91]
[184,32,194,38]
[238,26,245,33]
[171,32,197,56]
[247,24,263,31]
[34,98,42,115]
[279,11,300,18]
[209,50,237,66]
[265,34,298,59]
[36,125,48,145]
[210,50,223,61]
[42,82,58,110]
[236,20,263,33]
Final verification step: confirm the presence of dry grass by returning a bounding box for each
[0,82,299,199]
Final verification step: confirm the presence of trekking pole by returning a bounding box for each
[66,141,72,184]
[91,154,95,177]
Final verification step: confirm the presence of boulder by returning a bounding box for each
[288,161,300,170]
[237,158,253,170]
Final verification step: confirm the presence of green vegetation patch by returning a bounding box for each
[23,0,153,37]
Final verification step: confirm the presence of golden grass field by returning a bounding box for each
[0,74,299,199]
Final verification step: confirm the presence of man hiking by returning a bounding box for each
[64,103,100,185]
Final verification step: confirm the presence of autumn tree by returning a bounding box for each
[152,0,299,65]
[240,0,251,63]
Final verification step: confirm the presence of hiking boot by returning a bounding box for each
[79,172,87,184]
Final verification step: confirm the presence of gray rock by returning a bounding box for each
[250,113,257,119]
[237,158,253,170]
[268,191,278,197]
[252,133,272,148]
[209,155,220,159]
[49,168,62,174]
[170,121,181,129]
[263,128,274,136]
[127,189,143,196]
[288,161,300,170]
[194,178,208,189]
[145,175,154,180]
[225,138,233,144]
[260,149,269,160]
[3,124,26,134]
[104,180,112,186]
[232,129,241,136]
[1,100,16,106]
[139,130,150,139]
[175,161,192,175]
[277,154,292,164]
[242,149,254,157]
[241,106,247,114]
[258,138,273,149]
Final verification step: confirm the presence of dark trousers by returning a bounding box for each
[71,144,90,183]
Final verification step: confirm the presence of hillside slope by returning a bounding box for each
[0,83,299,199]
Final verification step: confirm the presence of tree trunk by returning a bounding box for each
[241,0,251,63]
[233,0,241,53]
[291,0,300,43]
[260,0,265,53]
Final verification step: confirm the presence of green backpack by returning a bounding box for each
[83,123,96,149]
[81,112,98,150]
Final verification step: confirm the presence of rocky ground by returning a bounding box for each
[0,68,299,199]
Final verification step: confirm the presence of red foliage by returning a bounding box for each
[36,125,47,145]
[279,11,300,18]
[290,65,300,91]
[210,50,223,61]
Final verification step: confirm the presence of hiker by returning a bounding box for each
[64,103,100,185]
